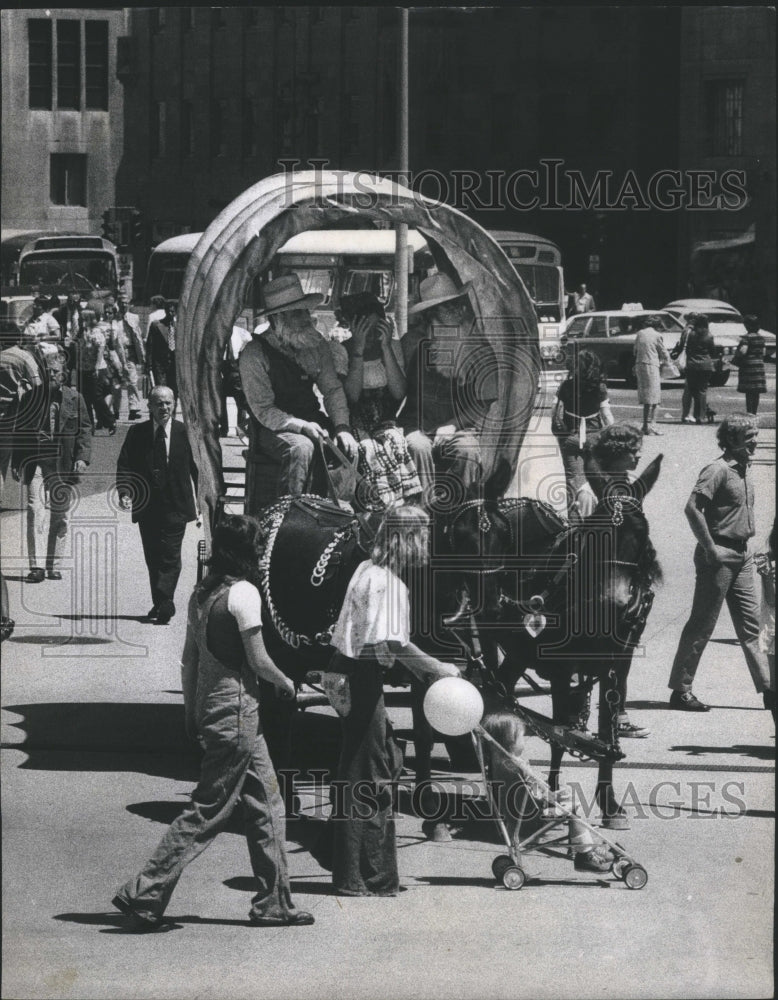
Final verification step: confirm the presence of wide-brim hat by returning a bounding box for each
[407,273,473,316]
[256,274,324,317]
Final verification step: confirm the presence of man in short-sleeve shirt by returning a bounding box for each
[668,414,773,714]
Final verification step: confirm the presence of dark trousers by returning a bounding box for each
[682,370,712,422]
[80,370,115,430]
[152,361,177,399]
[137,509,187,608]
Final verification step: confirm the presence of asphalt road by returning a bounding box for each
[0,376,774,1000]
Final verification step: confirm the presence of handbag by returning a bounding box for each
[309,437,360,505]
[660,360,681,380]
[670,331,687,374]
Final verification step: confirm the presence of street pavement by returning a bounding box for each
[1,376,775,1000]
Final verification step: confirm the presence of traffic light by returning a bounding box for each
[101,208,118,244]
[130,210,144,245]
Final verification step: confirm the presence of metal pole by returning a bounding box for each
[395,7,409,338]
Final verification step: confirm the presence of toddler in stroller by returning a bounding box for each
[482,712,615,874]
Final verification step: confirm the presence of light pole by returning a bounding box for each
[394,7,410,338]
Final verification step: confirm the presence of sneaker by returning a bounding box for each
[681,416,697,424]
[574,846,614,873]
[617,720,651,738]
[669,690,710,712]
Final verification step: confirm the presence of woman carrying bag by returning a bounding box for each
[732,314,767,415]
[675,314,717,424]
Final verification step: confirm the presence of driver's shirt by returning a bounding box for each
[22,312,60,346]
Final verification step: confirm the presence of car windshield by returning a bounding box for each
[703,312,745,325]
[20,254,116,292]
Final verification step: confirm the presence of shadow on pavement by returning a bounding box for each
[669,743,776,760]
[53,913,184,934]
[628,699,765,712]
[7,634,114,645]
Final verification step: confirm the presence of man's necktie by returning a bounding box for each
[167,321,176,353]
[153,425,167,489]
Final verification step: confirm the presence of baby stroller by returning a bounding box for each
[473,715,648,891]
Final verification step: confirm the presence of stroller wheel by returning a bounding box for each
[623,864,648,890]
[502,866,526,891]
[491,855,513,880]
[611,857,630,880]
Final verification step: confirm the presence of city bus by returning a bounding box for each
[12,234,119,302]
[141,229,432,334]
[490,230,566,363]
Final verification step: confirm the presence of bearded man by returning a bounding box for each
[239,274,357,509]
[401,273,498,499]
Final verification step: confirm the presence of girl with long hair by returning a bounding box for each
[113,515,314,930]
[324,503,459,895]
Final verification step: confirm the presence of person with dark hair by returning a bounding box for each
[146,300,178,402]
[633,314,670,435]
[668,414,774,714]
[73,307,116,434]
[551,348,614,514]
[336,292,422,509]
[112,514,315,931]
[574,422,653,738]
[676,314,718,424]
[20,296,61,352]
[116,385,199,624]
[732,315,767,415]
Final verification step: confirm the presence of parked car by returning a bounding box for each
[663,299,776,361]
[559,308,720,385]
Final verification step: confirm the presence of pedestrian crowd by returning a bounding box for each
[1,276,774,934]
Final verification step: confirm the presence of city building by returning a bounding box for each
[1,8,127,239]
[678,6,776,328]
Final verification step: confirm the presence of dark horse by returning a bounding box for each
[442,454,663,828]
[251,491,472,826]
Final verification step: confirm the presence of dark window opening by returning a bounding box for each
[151,101,166,158]
[28,19,53,109]
[181,101,194,157]
[242,98,257,158]
[705,80,744,156]
[50,153,87,206]
[211,100,228,157]
[85,20,108,110]
[212,8,226,29]
[182,8,195,31]
[57,19,81,109]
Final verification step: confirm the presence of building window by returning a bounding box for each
[244,8,259,28]
[211,100,228,157]
[57,19,81,109]
[705,80,744,156]
[345,95,361,155]
[181,101,194,157]
[212,8,226,29]
[28,19,53,109]
[85,21,108,110]
[50,153,87,206]
[242,98,257,158]
[151,101,167,158]
[182,8,195,31]
[149,9,166,34]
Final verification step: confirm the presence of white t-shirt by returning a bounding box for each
[227,579,263,632]
[330,560,410,667]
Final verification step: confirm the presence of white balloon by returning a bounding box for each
[423,677,484,736]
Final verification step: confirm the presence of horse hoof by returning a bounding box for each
[601,814,630,831]
[422,820,452,842]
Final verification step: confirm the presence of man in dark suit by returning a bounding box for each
[146,299,177,402]
[116,385,199,624]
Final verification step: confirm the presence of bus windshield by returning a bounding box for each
[19,252,117,293]
[512,263,564,318]
[144,254,189,301]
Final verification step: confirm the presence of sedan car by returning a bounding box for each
[558,309,728,385]
[663,299,776,361]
